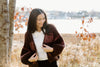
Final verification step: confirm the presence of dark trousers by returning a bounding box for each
[37,60,58,67]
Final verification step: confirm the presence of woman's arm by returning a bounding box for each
[20,32,34,65]
[50,24,65,57]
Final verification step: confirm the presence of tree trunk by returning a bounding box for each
[8,0,16,66]
[0,0,10,67]
[0,0,16,67]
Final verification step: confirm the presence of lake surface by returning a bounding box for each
[14,19,100,34]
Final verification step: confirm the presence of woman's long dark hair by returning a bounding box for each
[27,8,48,34]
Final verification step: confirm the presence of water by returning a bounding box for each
[13,19,100,34]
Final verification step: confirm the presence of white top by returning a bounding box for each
[32,30,48,60]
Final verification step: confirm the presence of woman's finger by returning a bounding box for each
[43,44,47,47]
[32,53,36,57]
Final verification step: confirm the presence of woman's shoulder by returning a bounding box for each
[46,23,59,34]
[46,23,56,30]
[24,31,31,37]
[25,31,29,35]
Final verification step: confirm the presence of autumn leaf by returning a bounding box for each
[31,8,32,10]
[20,25,23,28]
[26,18,28,21]
[14,24,17,27]
[19,16,21,20]
[84,28,88,32]
[89,33,96,38]
[82,20,84,25]
[21,7,24,11]
[92,33,96,37]
[83,37,87,40]
[16,12,19,16]
[86,34,88,37]
[14,22,18,27]
[15,27,19,31]
[75,17,96,43]
[25,22,28,26]
[80,27,83,29]
[92,36,95,39]
[15,24,19,27]
[75,31,77,34]
[14,16,17,20]
[80,33,83,37]
[76,34,79,37]
[15,21,18,24]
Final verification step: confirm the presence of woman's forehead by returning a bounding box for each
[37,13,45,18]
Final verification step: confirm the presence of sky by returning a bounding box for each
[16,0,100,12]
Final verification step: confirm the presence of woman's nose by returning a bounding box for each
[41,20,44,23]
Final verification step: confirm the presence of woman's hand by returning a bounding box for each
[28,53,38,62]
[42,44,54,52]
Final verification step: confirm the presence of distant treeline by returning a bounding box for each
[15,7,100,19]
[46,10,100,19]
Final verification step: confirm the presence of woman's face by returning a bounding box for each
[36,13,46,29]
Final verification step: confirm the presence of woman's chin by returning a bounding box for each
[40,25,43,28]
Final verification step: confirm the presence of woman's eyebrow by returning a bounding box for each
[40,17,45,19]
[43,17,45,18]
[38,17,45,20]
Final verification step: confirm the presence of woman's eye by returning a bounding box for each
[38,19,41,21]
[37,18,45,21]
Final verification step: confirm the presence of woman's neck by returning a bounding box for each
[37,27,41,32]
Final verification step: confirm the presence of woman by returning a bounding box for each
[20,8,65,67]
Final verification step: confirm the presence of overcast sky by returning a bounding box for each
[16,0,100,12]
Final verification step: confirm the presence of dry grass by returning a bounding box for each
[11,33,100,67]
